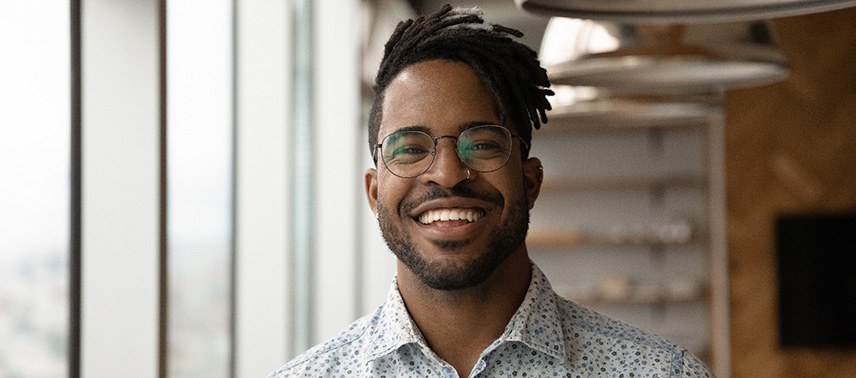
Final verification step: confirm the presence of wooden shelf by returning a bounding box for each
[573,293,707,307]
[527,229,699,249]
[558,286,709,306]
[540,175,706,192]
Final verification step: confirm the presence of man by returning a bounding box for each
[270,5,712,377]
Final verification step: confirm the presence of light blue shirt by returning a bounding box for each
[269,264,713,377]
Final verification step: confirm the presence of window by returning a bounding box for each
[0,1,71,376]
[1,1,367,376]
[166,0,233,375]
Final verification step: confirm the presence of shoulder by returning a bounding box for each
[553,295,713,377]
[679,348,714,377]
[267,312,377,378]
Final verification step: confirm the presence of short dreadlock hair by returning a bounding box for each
[368,4,553,162]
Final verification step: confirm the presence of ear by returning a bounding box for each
[365,168,379,216]
[522,157,543,210]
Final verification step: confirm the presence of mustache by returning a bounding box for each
[401,184,504,215]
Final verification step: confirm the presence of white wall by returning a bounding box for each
[234,0,292,375]
[81,0,161,375]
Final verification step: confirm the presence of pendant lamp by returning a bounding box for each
[539,17,790,93]
[516,0,856,23]
[545,86,718,129]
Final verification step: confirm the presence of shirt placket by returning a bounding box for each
[417,344,461,378]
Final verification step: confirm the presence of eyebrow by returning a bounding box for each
[390,121,501,135]
[460,121,499,131]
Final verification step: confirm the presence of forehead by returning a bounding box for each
[379,60,500,136]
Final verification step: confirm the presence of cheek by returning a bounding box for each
[495,172,529,212]
[376,176,410,211]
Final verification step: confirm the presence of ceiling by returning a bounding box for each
[404,0,550,51]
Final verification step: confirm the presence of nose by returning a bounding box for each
[417,137,469,187]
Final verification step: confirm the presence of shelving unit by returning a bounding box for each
[528,106,729,372]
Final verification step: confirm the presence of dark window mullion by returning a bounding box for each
[69,1,82,377]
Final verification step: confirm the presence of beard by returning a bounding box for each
[376,183,530,291]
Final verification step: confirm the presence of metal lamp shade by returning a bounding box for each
[539,17,790,93]
[516,0,856,23]
[545,85,719,129]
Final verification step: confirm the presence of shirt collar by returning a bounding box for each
[363,278,427,362]
[498,264,567,360]
[362,264,566,363]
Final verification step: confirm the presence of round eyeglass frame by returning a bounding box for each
[374,124,529,178]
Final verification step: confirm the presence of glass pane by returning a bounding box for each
[167,0,233,376]
[0,1,71,377]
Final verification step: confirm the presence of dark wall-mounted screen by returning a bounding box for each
[777,212,856,348]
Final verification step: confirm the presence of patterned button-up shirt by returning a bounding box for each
[269,264,712,377]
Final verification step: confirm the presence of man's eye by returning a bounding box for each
[387,144,431,164]
[469,141,503,151]
[463,140,505,155]
[393,145,429,156]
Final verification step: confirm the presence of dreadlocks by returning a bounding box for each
[368,4,553,161]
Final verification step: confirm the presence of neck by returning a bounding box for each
[396,250,532,377]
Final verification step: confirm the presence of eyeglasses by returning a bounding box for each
[376,125,528,178]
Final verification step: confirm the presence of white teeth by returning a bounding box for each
[419,208,482,225]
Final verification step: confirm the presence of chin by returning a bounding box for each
[401,245,510,291]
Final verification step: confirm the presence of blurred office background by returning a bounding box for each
[1,0,855,377]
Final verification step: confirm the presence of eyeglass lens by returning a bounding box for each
[380,125,513,178]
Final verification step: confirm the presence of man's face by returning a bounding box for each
[364,59,543,291]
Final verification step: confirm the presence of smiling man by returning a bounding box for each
[270,5,712,378]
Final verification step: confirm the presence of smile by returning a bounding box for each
[417,208,484,225]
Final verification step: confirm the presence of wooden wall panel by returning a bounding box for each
[725,6,856,378]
